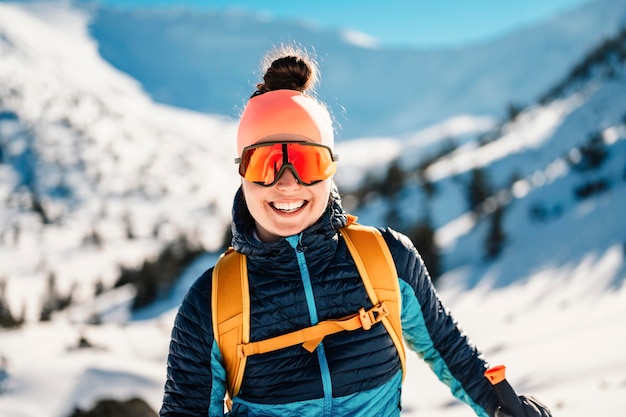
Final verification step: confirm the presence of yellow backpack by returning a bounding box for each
[211,219,406,410]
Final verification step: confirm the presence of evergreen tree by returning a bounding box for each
[39,273,75,321]
[0,279,24,328]
[115,235,204,310]
[94,279,105,296]
[384,204,402,231]
[123,211,135,240]
[380,159,405,198]
[406,218,441,282]
[485,205,507,259]
[39,272,59,322]
[467,168,493,215]
[506,102,524,121]
[417,168,436,198]
[574,132,608,171]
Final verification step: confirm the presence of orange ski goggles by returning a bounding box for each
[236,141,338,186]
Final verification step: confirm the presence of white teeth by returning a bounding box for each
[272,201,305,212]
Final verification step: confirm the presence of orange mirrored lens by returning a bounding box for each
[238,142,336,186]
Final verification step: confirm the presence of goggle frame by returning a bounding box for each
[235,141,339,187]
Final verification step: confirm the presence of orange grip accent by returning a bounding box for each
[484,365,507,385]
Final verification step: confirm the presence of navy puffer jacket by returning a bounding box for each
[160,187,500,416]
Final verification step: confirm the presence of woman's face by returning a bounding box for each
[242,168,332,242]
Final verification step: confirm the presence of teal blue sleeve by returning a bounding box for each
[210,340,227,417]
[399,279,491,417]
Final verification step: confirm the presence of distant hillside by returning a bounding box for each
[84,0,626,138]
[341,23,626,286]
[0,2,240,319]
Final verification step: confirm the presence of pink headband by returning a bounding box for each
[237,90,334,156]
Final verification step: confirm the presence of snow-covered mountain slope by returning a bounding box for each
[84,0,626,138]
[341,25,626,289]
[0,2,240,318]
[0,2,625,417]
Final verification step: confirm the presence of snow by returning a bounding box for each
[1,1,625,417]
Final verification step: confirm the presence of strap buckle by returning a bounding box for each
[358,302,389,331]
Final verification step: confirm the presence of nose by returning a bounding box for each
[275,166,301,190]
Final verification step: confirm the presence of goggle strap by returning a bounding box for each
[236,153,339,164]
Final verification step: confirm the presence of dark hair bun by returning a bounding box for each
[253,45,319,97]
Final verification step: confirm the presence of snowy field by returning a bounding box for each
[1,235,625,416]
[1,2,625,416]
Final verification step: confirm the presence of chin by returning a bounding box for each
[273,223,307,237]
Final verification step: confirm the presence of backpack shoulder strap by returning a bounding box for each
[212,219,407,409]
[339,222,407,381]
[211,248,248,410]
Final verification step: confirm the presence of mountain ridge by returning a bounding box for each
[84,0,626,138]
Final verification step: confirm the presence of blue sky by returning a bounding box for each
[95,0,592,48]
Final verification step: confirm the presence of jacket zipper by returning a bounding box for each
[286,234,333,416]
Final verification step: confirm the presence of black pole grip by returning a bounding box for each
[485,365,526,417]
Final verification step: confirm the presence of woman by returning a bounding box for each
[159,45,551,417]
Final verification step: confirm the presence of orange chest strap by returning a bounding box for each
[238,302,390,358]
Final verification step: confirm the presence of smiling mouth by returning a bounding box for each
[271,200,307,213]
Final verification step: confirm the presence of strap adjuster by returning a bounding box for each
[358,302,389,331]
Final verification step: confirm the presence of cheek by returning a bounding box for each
[310,181,333,212]
[242,182,262,210]
[318,179,333,199]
